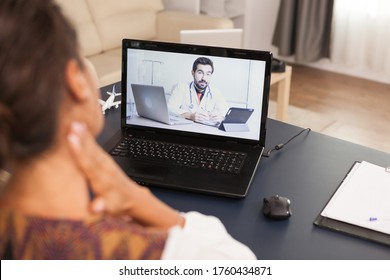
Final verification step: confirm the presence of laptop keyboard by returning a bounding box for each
[110,136,247,174]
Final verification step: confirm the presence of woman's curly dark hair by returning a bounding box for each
[0,0,82,169]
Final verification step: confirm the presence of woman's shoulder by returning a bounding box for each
[0,208,167,260]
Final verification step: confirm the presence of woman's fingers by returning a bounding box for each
[66,122,183,228]
[67,122,134,214]
[67,122,113,183]
[89,196,106,214]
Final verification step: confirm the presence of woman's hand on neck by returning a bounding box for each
[2,138,92,219]
[0,59,103,220]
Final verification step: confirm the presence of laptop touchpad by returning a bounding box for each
[126,164,167,182]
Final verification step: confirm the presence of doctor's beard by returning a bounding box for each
[194,80,208,93]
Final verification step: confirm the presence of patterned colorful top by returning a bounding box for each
[0,208,167,259]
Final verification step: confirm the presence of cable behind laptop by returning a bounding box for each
[263,128,311,158]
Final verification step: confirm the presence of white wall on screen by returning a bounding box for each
[127,49,261,107]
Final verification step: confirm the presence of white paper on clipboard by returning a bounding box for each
[321,161,390,235]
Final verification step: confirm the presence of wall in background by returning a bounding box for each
[163,0,390,84]
[242,0,280,54]
[243,0,390,84]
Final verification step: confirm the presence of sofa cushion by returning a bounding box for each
[86,0,164,51]
[54,0,103,57]
[87,49,122,87]
[86,0,163,18]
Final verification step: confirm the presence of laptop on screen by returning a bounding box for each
[131,84,193,125]
[103,39,272,197]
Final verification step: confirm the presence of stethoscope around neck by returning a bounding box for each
[188,81,213,109]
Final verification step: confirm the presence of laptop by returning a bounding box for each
[131,83,192,125]
[180,29,243,48]
[103,39,272,198]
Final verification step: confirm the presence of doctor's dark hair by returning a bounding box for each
[192,57,214,74]
[0,0,82,169]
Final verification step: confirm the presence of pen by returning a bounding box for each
[368,217,390,222]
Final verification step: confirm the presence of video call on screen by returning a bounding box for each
[125,48,266,141]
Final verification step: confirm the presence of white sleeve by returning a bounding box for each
[161,211,257,260]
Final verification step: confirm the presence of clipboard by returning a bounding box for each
[314,161,390,246]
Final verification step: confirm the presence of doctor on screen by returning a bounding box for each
[168,57,229,126]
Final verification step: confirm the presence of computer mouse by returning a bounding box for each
[263,195,292,220]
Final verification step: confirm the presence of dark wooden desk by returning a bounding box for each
[98,83,390,259]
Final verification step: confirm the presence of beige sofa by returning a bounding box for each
[55,0,234,86]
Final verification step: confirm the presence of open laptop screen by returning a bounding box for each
[122,40,271,143]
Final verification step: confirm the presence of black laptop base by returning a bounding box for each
[104,128,263,198]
